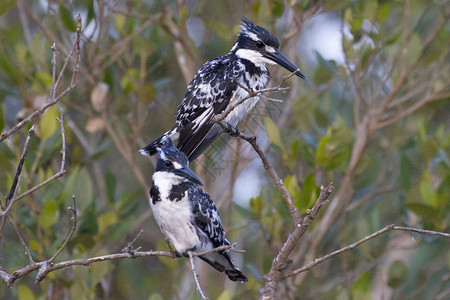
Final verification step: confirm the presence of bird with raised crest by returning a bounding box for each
[149,138,247,282]
[140,18,305,161]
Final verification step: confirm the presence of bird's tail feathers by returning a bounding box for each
[140,129,177,156]
[198,251,248,282]
[222,251,248,282]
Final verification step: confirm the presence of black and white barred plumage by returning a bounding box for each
[149,138,247,282]
[141,18,305,161]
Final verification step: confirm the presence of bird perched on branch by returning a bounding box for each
[149,138,247,282]
[141,18,305,161]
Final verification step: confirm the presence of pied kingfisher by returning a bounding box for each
[149,138,247,282]
[140,18,305,161]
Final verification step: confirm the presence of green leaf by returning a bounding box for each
[105,172,116,203]
[98,211,117,234]
[73,167,94,212]
[0,50,18,80]
[249,196,263,216]
[90,259,111,285]
[285,175,301,207]
[300,173,319,210]
[36,71,53,89]
[138,83,156,104]
[419,171,439,208]
[217,290,232,300]
[115,14,126,33]
[399,153,413,188]
[407,34,422,65]
[271,1,284,18]
[387,260,408,288]
[39,106,59,140]
[29,240,42,254]
[376,4,390,24]
[121,68,139,94]
[0,0,16,16]
[313,52,337,85]
[59,5,76,32]
[38,199,59,230]
[351,271,371,299]
[363,0,378,22]
[148,294,164,300]
[300,143,315,166]
[316,130,331,165]
[0,105,4,132]
[406,203,441,226]
[18,284,35,300]
[264,117,283,149]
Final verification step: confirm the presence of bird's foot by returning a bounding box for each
[165,238,179,257]
[182,246,197,257]
[220,121,240,137]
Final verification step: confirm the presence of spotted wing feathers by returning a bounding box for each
[176,55,241,160]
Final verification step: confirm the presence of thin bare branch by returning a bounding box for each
[188,251,208,300]
[6,215,34,264]
[48,195,77,263]
[0,233,240,287]
[283,225,450,278]
[0,110,67,217]
[4,125,35,206]
[0,15,82,142]
[213,69,299,123]
[122,229,144,253]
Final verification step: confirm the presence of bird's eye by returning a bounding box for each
[164,161,173,168]
[256,41,264,48]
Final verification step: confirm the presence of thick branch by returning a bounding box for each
[260,183,334,299]
[226,129,302,223]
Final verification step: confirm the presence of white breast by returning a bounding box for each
[150,172,201,254]
[224,62,268,126]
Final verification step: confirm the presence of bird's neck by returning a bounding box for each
[152,171,184,187]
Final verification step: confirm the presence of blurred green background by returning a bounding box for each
[0,0,449,299]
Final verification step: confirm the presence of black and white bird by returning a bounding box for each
[140,18,305,161]
[149,138,247,282]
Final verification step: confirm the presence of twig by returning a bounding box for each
[224,128,302,224]
[4,125,35,206]
[188,251,208,300]
[213,69,299,123]
[0,14,81,142]
[122,229,144,253]
[0,110,67,217]
[6,215,34,264]
[48,195,77,263]
[283,225,450,278]
[345,184,397,212]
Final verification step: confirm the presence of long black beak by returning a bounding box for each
[174,166,204,186]
[264,48,306,80]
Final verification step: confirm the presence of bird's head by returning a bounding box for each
[155,138,203,186]
[232,18,305,79]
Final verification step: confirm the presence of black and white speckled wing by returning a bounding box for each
[176,54,242,160]
[188,184,228,248]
